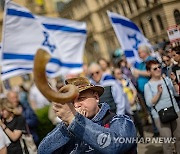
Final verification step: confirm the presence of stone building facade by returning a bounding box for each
[57,0,180,62]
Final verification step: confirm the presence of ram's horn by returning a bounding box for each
[33,49,79,103]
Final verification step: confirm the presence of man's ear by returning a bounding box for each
[147,70,151,76]
[93,92,99,101]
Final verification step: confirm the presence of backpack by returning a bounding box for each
[99,86,117,113]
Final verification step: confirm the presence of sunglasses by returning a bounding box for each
[152,66,161,71]
[163,59,170,63]
[90,71,100,77]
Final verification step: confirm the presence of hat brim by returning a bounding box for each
[79,85,104,97]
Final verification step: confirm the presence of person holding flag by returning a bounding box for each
[107,11,160,136]
[132,44,160,137]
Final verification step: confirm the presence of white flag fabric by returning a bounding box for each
[107,11,152,66]
[1,1,87,80]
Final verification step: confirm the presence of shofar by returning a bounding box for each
[33,49,79,103]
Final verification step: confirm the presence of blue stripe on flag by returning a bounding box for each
[103,75,116,81]
[111,17,140,32]
[124,50,135,57]
[3,53,34,61]
[1,67,32,74]
[50,58,83,68]
[3,53,82,68]
[7,9,34,19]
[46,70,55,74]
[43,24,87,34]
[1,67,54,75]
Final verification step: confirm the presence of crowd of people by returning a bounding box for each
[0,43,179,154]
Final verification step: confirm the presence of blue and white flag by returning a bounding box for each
[1,1,87,80]
[107,11,152,65]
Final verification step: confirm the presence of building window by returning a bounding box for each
[96,0,100,5]
[0,0,5,11]
[149,17,156,33]
[154,0,158,4]
[174,9,180,25]
[100,13,106,26]
[93,41,99,53]
[127,0,132,14]
[134,0,139,10]
[140,21,146,36]
[114,5,119,13]
[156,15,164,30]
[56,1,65,12]
[121,2,126,16]
[145,0,149,7]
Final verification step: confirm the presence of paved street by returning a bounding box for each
[138,130,163,154]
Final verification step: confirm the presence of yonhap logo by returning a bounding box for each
[97,133,111,148]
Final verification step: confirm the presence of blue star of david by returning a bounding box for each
[127,34,141,50]
[42,31,56,53]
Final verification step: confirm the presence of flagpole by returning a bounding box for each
[1,0,10,60]
[0,67,7,95]
[0,0,11,94]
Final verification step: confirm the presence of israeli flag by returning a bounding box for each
[1,1,87,80]
[107,11,152,65]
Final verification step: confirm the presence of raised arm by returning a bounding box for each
[67,113,136,153]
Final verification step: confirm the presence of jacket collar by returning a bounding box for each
[91,103,110,123]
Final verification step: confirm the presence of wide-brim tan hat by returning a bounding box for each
[65,77,104,96]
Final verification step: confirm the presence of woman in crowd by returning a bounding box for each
[117,57,137,86]
[0,99,26,154]
[97,57,112,74]
[7,91,39,145]
[144,60,180,154]
[0,126,11,154]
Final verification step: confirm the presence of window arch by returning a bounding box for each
[156,15,164,30]
[145,0,149,7]
[134,0,139,10]
[174,9,180,25]
[121,2,127,16]
[149,17,156,33]
[93,41,99,53]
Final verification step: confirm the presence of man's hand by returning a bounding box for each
[157,84,163,94]
[75,108,87,117]
[132,69,139,78]
[53,102,77,126]
[0,119,6,130]
[132,69,150,78]
[170,72,176,82]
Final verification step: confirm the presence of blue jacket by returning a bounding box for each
[38,103,136,154]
